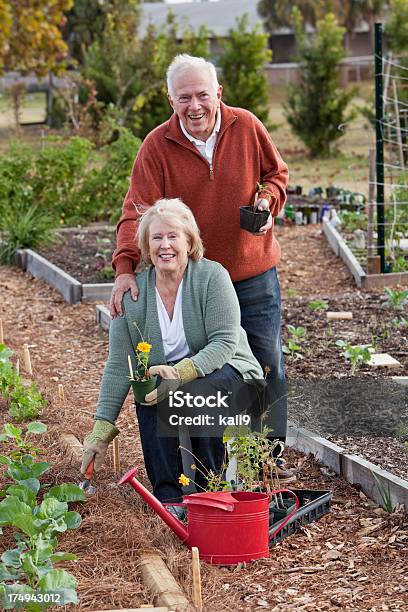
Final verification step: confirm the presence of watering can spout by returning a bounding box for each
[118,467,189,543]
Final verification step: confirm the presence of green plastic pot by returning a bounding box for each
[131,376,157,403]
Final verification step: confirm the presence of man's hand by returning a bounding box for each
[254,198,272,235]
[110,273,139,318]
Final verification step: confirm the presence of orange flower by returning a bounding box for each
[137,342,152,354]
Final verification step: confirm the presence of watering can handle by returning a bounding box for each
[183,498,235,512]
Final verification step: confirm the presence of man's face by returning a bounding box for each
[168,68,222,142]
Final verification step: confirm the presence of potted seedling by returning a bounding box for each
[128,339,157,403]
[240,183,273,233]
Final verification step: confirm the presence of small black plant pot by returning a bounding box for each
[239,206,270,234]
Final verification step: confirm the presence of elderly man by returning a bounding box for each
[110,54,292,480]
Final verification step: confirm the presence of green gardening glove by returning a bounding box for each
[81,420,119,474]
[143,358,198,406]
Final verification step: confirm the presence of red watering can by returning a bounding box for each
[119,467,298,565]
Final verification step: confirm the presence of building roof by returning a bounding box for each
[140,0,369,38]
[140,0,273,37]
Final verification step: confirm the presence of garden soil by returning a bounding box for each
[1,225,407,610]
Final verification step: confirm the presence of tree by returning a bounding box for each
[63,0,107,64]
[82,5,209,139]
[258,0,385,34]
[0,1,12,73]
[217,14,273,129]
[284,9,355,157]
[385,0,408,54]
[0,0,73,77]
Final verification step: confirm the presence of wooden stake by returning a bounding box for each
[191,547,202,611]
[16,358,20,376]
[113,437,120,473]
[326,311,353,320]
[0,319,3,344]
[23,343,33,375]
[367,148,375,260]
[128,354,134,379]
[58,384,65,402]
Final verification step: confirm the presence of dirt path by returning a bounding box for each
[0,266,407,611]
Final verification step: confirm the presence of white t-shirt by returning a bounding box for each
[155,281,189,361]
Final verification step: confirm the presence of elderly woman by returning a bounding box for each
[81,198,262,506]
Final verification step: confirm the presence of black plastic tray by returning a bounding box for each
[269,489,332,545]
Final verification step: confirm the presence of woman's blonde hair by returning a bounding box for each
[137,198,204,266]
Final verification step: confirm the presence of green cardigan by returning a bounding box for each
[95,258,263,424]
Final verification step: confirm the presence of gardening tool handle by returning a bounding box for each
[84,458,95,481]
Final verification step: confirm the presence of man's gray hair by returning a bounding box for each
[167,54,219,99]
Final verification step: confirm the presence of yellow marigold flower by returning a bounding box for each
[137,342,152,353]
[178,474,190,487]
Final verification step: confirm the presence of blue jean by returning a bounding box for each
[136,364,242,503]
[233,267,287,440]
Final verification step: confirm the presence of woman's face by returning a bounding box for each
[148,218,190,275]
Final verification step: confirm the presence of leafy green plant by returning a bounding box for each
[0,419,85,608]
[308,299,329,312]
[391,256,408,273]
[228,429,283,491]
[372,472,395,514]
[335,340,373,374]
[0,344,46,421]
[282,325,306,359]
[391,316,408,330]
[383,287,408,310]
[286,288,298,299]
[0,493,82,608]
[339,210,368,232]
[0,422,49,491]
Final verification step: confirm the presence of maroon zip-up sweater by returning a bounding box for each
[113,102,288,282]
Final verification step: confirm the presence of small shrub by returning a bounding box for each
[0,205,55,264]
[308,299,328,312]
[383,287,408,310]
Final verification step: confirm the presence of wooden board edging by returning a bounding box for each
[287,422,408,512]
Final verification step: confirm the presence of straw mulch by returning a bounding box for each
[0,266,407,611]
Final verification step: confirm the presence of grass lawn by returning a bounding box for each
[0,82,375,196]
[0,91,47,129]
[269,81,374,197]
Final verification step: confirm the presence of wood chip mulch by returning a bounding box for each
[0,267,407,611]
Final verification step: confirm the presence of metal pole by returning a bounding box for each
[375,23,385,273]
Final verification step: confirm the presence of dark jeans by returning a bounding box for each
[136,364,242,503]
[233,267,287,441]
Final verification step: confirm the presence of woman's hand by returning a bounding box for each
[143,365,180,405]
[81,420,120,473]
[142,360,198,405]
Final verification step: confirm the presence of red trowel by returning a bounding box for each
[79,458,96,494]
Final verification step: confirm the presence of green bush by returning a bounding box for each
[78,128,141,223]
